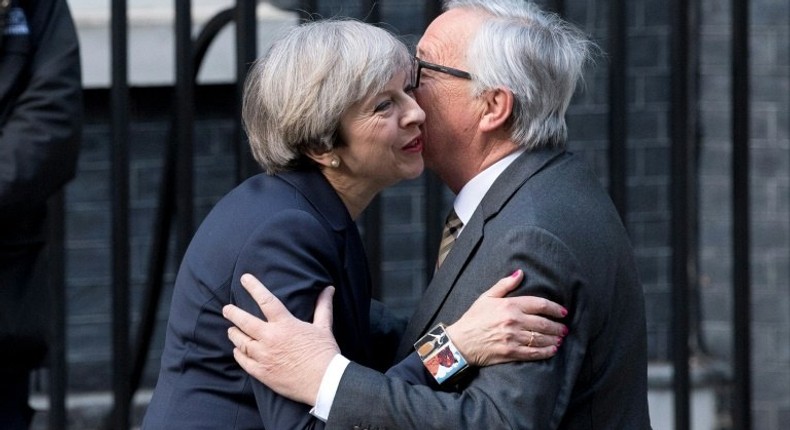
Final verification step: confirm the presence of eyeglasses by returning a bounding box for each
[410,57,472,89]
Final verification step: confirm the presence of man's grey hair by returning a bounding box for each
[444,0,594,150]
[242,19,411,174]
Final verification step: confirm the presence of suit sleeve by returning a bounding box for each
[0,0,82,212]
[384,352,439,388]
[326,226,592,430]
[232,209,340,430]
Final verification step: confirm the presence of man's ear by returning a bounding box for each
[479,87,514,133]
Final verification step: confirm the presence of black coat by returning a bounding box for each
[0,0,82,369]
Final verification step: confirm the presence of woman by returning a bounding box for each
[142,19,566,430]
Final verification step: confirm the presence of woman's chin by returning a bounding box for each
[404,163,425,180]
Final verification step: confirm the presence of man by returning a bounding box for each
[0,0,82,428]
[224,0,650,428]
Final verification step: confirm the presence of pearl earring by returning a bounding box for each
[330,157,340,168]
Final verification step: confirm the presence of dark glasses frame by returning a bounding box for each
[411,57,472,89]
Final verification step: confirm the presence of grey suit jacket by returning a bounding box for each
[326,149,651,429]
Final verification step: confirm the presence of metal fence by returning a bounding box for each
[40,0,761,429]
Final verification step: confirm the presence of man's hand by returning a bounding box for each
[223,273,340,406]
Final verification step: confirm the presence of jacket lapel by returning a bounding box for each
[277,168,351,233]
[396,148,567,358]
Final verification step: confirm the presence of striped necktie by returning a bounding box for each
[436,209,463,269]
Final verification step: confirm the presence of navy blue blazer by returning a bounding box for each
[144,168,400,429]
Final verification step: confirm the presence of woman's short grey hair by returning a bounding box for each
[445,0,595,150]
[243,19,411,174]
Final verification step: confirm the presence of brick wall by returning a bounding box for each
[697,0,790,427]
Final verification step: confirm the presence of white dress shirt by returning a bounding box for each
[310,149,526,421]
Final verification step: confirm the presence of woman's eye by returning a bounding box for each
[374,100,393,113]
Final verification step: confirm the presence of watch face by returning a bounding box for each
[414,324,468,385]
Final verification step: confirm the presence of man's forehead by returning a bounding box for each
[417,9,479,63]
[416,36,455,63]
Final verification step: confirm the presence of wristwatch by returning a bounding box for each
[413,323,469,385]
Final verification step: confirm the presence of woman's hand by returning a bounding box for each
[446,269,568,367]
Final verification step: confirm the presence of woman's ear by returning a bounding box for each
[306,150,341,169]
[479,87,514,133]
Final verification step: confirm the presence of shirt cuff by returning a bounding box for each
[309,353,350,422]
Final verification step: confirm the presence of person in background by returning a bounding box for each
[223,0,651,428]
[142,19,567,430]
[0,0,82,428]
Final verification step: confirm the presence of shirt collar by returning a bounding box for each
[453,148,526,229]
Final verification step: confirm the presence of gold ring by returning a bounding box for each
[527,331,535,348]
